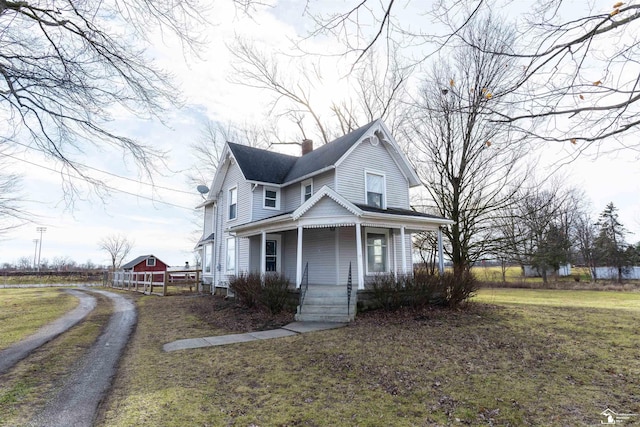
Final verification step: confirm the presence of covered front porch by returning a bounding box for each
[240,224,446,290]
[229,187,451,321]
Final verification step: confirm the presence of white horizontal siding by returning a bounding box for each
[302,228,337,285]
[336,140,410,208]
[249,236,260,274]
[220,161,252,225]
[252,185,287,222]
[338,227,358,285]
[203,205,214,236]
[304,197,353,218]
[282,230,297,283]
[238,237,250,273]
[283,170,336,212]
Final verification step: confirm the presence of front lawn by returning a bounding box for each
[97,289,640,426]
[0,288,78,349]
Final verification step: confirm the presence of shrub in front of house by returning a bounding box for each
[229,272,293,314]
[371,273,405,310]
[260,273,292,314]
[369,270,479,310]
[408,269,438,307]
[437,270,479,307]
[229,272,262,308]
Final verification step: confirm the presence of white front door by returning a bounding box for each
[265,234,282,273]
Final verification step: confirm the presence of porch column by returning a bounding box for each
[400,226,407,274]
[296,226,303,288]
[437,227,445,274]
[260,231,266,275]
[355,224,365,289]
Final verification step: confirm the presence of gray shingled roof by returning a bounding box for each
[121,254,163,270]
[228,121,376,185]
[227,143,298,184]
[355,204,447,220]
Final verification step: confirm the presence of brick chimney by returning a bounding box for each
[301,139,313,155]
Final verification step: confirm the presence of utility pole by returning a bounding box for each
[36,227,46,273]
[32,239,39,270]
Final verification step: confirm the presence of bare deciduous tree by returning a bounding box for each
[407,17,528,274]
[99,234,134,271]
[229,38,411,145]
[0,0,206,204]
[0,150,25,236]
[493,179,583,285]
[574,211,598,282]
[303,1,640,151]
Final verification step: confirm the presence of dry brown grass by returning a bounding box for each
[0,292,112,426]
[97,290,640,426]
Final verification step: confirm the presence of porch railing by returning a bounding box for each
[299,262,309,312]
[347,262,353,318]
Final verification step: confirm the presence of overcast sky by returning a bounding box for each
[1,1,639,268]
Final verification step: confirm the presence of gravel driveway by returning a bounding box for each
[28,289,137,427]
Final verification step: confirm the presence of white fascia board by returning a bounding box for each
[334,119,379,169]
[280,165,336,187]
[297,216,358,228]
[362,211,454,227]
[227,214,293,235]
[195,199,216,209]
[376,121,422,187]
[247,179,283,188]
[210,144,248,196]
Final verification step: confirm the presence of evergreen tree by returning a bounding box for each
[594,203,629,283]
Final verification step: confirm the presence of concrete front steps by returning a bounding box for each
[295,284,357,322]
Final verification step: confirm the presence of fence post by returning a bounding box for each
[162,272,168,296]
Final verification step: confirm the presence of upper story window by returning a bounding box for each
[146,257,156,267]
[263,186,280,210]
[228,186,237,220]
[301,179,313,202]
[365,172,385,209]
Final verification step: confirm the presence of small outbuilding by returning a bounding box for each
[121,255,168,273]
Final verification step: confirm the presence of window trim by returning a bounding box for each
[364,170,386,209]
[146,257,156,267]
[228,186,238,221]
[365,227,390,275]
[226,237,236,274]
[262,186,280,210]
[301,179,313,203]
[203,243,212,274]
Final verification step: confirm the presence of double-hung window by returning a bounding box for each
[301,179,313,202]
[228,187,237,220]
[226,237,236,273]
[366,230,388,274]
[366,172,385,208]
[263,187,280,209]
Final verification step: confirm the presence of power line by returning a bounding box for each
[10,140,195,195]
[1,152,195,211]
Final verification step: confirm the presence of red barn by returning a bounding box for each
[121,255,168,283]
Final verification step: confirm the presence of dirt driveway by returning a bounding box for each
[2,288,137,427]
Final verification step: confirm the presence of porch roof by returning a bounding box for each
[228,187,452,237]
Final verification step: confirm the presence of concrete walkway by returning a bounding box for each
[163,321,347,352]
[0,289,97,375]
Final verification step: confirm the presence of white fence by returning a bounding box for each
[594,266,640,280]
[108,270,200,295]
[523,264,572,278]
